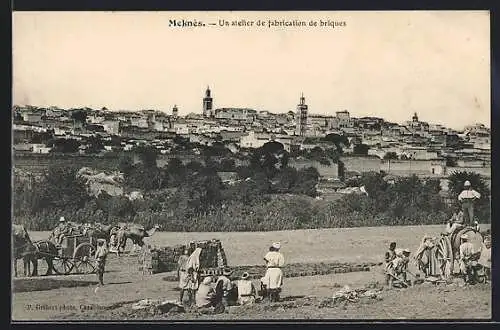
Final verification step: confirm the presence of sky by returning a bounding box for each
[12,11,490,130]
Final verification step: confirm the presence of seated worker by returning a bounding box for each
[235,272,257,305]
[216,268,234,307]
[196,276,216,308]
[51,217,70,246]
[446,209,465,234]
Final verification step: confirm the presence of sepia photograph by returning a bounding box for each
[11,11,491,321]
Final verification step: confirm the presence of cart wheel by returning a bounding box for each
[74,243,96,274]
[52,257,75,275]
[436,236,454,279]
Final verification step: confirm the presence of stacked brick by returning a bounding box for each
[139,239,228,274]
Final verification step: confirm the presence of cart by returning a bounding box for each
[434,226,484,279]
[51,234,97,275]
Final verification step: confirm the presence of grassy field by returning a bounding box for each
[14,224,491,321]
[29,224,491,266]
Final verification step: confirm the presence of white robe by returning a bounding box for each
[262,251,285,289]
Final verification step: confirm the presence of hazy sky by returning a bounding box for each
[13,11,490,129]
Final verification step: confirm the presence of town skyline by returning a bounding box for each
[13,11,490,130]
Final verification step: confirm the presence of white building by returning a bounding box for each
[215,108,257,121]
[32,144,52,154]
[22,112,43,123]
[401,147,438,160]
[239,131,269,149]
[102,120,120,135]
[174,123,190,135]
[130,116,149,128]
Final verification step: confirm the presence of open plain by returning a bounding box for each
[12,225,491,320]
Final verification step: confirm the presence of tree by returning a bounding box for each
[118,154,134,175]
[166,158,186,187]
[186,160,204,173]
[71,110,87,124]
[50,138,80,153]
[250,141,289,178]
[353,144,370,155]
[383,152,398,160]
[134,145,158,168]
[220,158,236,172]
[323,133,350,153]
[30,131,53,144]
[38,165,89,211]
[86,136,105,154]
[291,167,319,197]
[272,167,298,193]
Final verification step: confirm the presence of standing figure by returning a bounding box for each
[384,242,397,285]
[117,224,127,253]
[459,234,475,284]
[458,180,481,225]
[235,272,257,306]
[177,248,195,305]
[216,268,233,307]
[478,236,491,282]
[95,239,108,286]
[261,242,285,302]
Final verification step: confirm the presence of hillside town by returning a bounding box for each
[13,86,491,197]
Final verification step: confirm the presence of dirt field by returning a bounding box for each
[13,225,492,321]
[27,224,491,266]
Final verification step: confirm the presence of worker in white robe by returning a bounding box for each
[236,272,257,305]
[261,242,285,302]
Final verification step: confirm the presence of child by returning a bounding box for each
[95,239,108,286]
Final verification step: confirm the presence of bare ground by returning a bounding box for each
[12,255,491,320]
[13,226,492,321]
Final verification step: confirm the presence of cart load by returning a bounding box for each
[139,239,228,275]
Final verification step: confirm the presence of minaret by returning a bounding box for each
[412,112,419,122]
[295,93,308,136]
[172,104,178,119]
[203,86,213,118]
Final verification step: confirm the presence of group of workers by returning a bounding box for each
[458,233,491,284]
[384,242,412,287]
[385,234,491,287]
[176,242,285,310]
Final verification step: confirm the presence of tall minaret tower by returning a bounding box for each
[203,86,213,118]
[172,104,178,119]
[295,93,308,136]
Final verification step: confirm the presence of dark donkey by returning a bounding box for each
[29,240,60,276]
[12,224,37,277]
